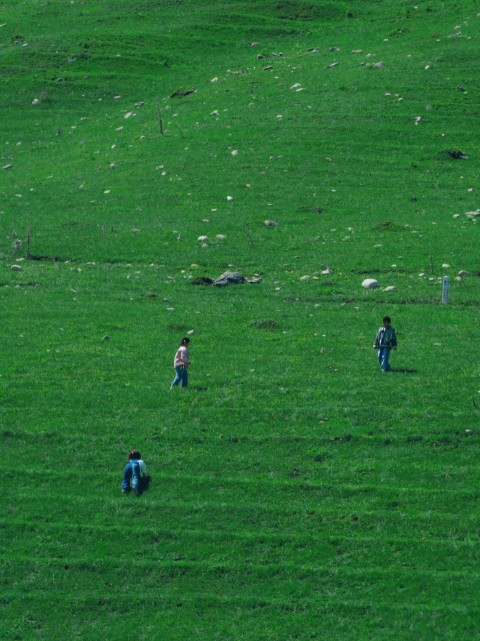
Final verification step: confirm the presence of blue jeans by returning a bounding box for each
[122,461,140,491]
[377,348,391,371]
[171,366,188,388]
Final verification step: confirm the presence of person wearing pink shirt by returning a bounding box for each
[170,337,191,388]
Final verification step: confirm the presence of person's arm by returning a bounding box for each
[139,460,147,476]
[391,328,397,349]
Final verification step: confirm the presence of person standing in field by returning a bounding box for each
[373,316,397,372]
[171,336,191,388]
[122,450,147,496]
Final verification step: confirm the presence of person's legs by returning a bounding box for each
[380,348,391,371]
[171,366,183,387]
[122,462,132,492]
[181,366,188,388]
[131,462,141,495]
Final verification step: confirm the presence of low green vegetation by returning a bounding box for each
[1,1,479,639]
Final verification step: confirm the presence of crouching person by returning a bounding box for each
[122,450,147,496]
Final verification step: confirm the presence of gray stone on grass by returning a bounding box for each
[362,278,379,289]
[213,271,246,287]
[11,264,23,271]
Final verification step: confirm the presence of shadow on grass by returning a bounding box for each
[139,475,152,495]
[389,368,419,374]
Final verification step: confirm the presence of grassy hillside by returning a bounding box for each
[1,1,480,640]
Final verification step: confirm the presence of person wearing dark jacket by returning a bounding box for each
[373,316,397,372]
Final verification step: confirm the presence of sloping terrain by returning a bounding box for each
[1,2,480,640]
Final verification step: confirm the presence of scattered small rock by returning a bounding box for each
[300,275,310,281]
[264,219,279,227]
[197,235,209,243]
[383,285,396,292]
[373,61,386,68]
[251,320,278,330]
[321,268,334,275]
[442,149,468,160]
[327,62,339,68]
[170,87,196,98]
[11,264,23,271]
[2,164,13,170]
[213,271,246,287]
[215,234,226,240]
[102,335,109,342]
[362,278,379,289]
[458,270,469,277]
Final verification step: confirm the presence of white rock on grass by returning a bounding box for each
[383,285,396,292]
[321,268,334,275]
[300,275,310,281]
[216,234,226,240]
[452,214,461,218]
[442,263,450,268]
[197,235,209,243]
[264,219,279,227]
[11,264,23,271]
[458,270,469,276]
[362,278,379,289]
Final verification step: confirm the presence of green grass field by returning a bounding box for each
[2,1,480,639]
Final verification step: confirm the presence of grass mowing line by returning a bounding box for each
[4,586,479,617]
[5,550,480,580]
[5,518,480,549]
[9,467,480,498]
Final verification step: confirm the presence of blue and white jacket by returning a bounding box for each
[374,326,397,349]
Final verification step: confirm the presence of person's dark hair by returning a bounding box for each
[129,450,141,460]
[383,316,391,324]
[181,337,191,345]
